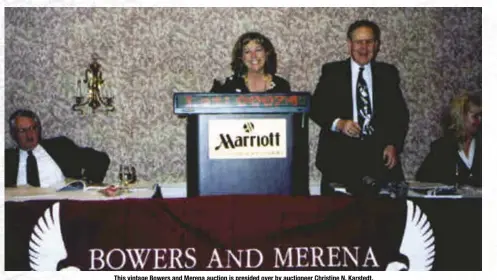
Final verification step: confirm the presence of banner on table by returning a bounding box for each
[6,197,435,271]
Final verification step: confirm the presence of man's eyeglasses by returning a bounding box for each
[16,125,38,134]
[352,39,376,46]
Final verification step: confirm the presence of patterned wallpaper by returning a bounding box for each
[4,7,481,184]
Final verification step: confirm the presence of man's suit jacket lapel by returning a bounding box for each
[39,139,65,172]
[12,148,20,184]
[371,61,388,125]
[371,61,380,117]
[40,137,80,179]
[5,147,20,187]
[342,58,353,119]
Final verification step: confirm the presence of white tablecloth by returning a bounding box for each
[4,181,481,202]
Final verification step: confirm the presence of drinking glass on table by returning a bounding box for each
[118,165,135,188]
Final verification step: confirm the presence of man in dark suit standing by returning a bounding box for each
[311,20,409,194]
[4,109,111,187]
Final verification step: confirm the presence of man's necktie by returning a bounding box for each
[27,151,40,187]
[357,67,373,136]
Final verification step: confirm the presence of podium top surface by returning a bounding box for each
[173,92,310,115]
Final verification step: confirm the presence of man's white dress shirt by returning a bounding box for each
[331,60,374,131]
[17,144,65,188]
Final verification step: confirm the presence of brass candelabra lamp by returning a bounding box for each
[72,55,115,114]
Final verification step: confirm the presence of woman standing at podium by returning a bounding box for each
[211,32,291,93]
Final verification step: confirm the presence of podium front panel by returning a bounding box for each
[186,113,308,196]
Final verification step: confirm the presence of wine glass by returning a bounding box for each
[119,165,133,188]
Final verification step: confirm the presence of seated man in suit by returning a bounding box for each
[4,109,111,187]
[311,20,409,195]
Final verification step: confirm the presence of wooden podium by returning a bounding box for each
[174,92,310,197]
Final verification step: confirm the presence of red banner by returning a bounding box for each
[4,195,481,271]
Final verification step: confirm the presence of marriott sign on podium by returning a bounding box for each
[208,118,287,159]
[173,92,311,196]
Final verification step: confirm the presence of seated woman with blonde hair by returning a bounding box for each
[416,94,482,187]
[211,32,291,93]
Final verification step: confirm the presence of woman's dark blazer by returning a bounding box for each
[210,75,291,93]
[416,133,482,187]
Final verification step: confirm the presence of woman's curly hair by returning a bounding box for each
[230,32,277,77]
[444,93,481,145]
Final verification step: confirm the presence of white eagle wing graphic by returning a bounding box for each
[29,202,74,271]
[386,200,435,271]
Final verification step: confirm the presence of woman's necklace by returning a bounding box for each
[244,74,272,92]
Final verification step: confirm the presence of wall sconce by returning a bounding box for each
[72,55,115,114]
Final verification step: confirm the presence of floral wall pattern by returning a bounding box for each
[4,7,481,184]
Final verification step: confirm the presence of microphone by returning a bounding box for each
[347,176,379,197]
[362,176,376,187]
